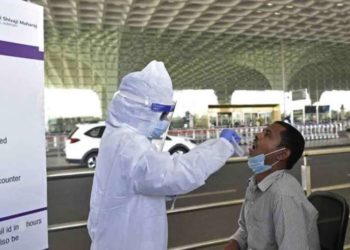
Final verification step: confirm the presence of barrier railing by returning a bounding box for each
[168,121,348,143]
[46,134,66,152]
[46,121,348,152]
[47,147,350,249]
[302,146,350,196]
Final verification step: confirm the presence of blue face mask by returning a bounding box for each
[150,120,170,139]
[247,147,285,174]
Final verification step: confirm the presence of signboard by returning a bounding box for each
[0,1,47,249]
[305,105,317,123]
[318,105,330,113]
[304,105,316,114]
[292,89,307,101]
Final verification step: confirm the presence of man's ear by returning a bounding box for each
[277,148,290,161]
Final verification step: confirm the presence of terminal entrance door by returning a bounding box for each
[217,112,232,127]
[244,112,272,126]
[208,104,281,128]
[293,109,304,124]
[258,112,272,126]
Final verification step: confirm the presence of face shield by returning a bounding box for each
[150,103,176,152]
[116,91,176,151]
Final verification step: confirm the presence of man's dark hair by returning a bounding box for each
[275,121,305,170]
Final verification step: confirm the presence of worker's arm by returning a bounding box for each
[131,138,234,196]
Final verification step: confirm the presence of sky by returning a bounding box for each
[44,88,219,121]
[44,88,102,123]
[231,90,312,115]
[173,89,218,117]
[44,88,350,123]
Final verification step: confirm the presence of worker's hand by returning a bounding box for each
[220,129,241,144]
[224,240,240,250]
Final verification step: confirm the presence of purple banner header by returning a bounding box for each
[0,40,44,60]
[0,207,47,222]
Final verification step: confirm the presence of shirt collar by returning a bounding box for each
[256,170,285,192]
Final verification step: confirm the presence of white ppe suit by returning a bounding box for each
[87,61,234,250]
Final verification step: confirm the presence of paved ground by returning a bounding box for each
[46,137,350,250]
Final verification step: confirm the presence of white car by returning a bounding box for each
[65,122,197,168]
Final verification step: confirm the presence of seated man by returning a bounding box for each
[225,121,320,250]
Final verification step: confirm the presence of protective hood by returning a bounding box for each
[107,60,174,137]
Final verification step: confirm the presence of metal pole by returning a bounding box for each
[281,40,286,116]
[302,156,312,196]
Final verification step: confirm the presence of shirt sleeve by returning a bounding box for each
[273,195,312,250]
[230,202,248,250]
[131,138,234,196]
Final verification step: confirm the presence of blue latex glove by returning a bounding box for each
[220,129,241,144]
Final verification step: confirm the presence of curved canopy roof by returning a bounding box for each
[31,0,350,102]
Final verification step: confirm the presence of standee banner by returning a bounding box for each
[0,0,48,249]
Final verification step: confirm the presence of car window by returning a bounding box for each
[67,126,78,138]
[100,126,106,137]
[85,126,104,138]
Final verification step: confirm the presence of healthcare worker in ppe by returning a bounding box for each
[87,60,241,250]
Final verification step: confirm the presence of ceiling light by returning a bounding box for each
[337,3,344,7]
[286,5,294,9]
[267,2,273,6]
[274,12,280,15]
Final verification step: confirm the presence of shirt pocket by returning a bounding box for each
[251,200,271,223]
[250,204,275,243]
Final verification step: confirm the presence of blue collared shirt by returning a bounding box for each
[231,170,320,250]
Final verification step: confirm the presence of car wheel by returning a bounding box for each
[169,146,188,155]
[85,152,98,168]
